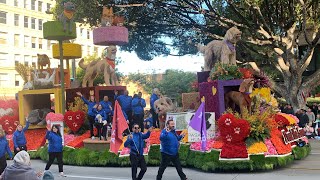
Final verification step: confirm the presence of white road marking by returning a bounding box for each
[65,175,130,180]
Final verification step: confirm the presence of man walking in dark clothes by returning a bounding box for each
[156,119,188,180]
[124,123,153,180]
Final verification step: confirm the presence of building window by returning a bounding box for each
[0,73,9,87]
[0,53,8,66]
[39,38,43,49]
[24,0,28,8]
[32,37,36,48]
[24,35,30,48]
[47,3,51,11]
[38,19,43,30]
[14,34,19,47]
[31,62,36,68]
[0,0,6,4]
[31,18,35,29]
[14,0,18,6]
[87,46,90,55]
[15,74,20,86]
[80,28,84,37]
[38,1,42,12]
[24,55,30,66]
[0,32,7,44]
[14,14,19,26]
[24,16,28,28]
[0,11,6,24]
[31,0,36,10]
[87,31,90,39]
[32,56,37,66]
[14,54,20,65]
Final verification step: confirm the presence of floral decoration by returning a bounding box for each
[270,129,292,154]
[190,140,214,152]
[247,141,268,154]
[149,129,161,145]
[218,113,250,158]
[0,99,19,135]
[66,131,91,148]
[64,110,85,133]
[264,138,278,155]
[8,129,46,151]
[210,63,242,81]
[212,140,224,149]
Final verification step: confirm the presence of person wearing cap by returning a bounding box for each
[124,123,152,180]
[42,170,54,180]
[0,127,13,175]
[1,151,42,180]
[76,92,96,139]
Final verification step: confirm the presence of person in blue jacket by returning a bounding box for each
[132,92,146,132]
[0,127,13,175]
[45,125,65,177]
[124,123,153,180]
[99,95,113,122]
[144,115,153,130]
[77,92,96,139]
[150,88,160,128]
[156,119,187,180]
[13,119,30,154]
[92,104,108,140]
[115,90,133,121]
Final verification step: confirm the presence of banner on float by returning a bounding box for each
[166,112,190,130]
[186,112,215,142]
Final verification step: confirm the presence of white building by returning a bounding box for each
[0,0,103,98]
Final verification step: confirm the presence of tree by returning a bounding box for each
[58,0,320,110]
[123,70,197,106]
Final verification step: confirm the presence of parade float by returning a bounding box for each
[0,2,311,173]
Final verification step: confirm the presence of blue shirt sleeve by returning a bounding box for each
[142,131,151,139]
[46,131,52,140]
[23,121,30,132]
[141,99,146,108]
[81,96,89,105]
[160,129,169,141]
[6,140,13,158]
[124,137,132,147]
[13,132,18,148]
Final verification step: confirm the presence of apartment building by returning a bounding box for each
[0,0,103,97]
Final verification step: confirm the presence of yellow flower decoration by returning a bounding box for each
[247,141,268,154]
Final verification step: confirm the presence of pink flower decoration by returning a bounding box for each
[288,114,299,124]
[64,134,75,145]
[264,139,278,155]
[46,112,64,122]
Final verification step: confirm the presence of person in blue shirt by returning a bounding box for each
[77,92,96,139]
[124,123,152,180]
[144,115,153,130]
[0,127,13,175]
[13,120,30,154]
[156,119,187,180]
[99,95,113,122]
[45,125,66,177]
[150,88,160,128]
[132,92,146,132]
[115,90,133,122]
[92,104,108,141]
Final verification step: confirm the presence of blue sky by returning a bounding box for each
[116,51,204,75]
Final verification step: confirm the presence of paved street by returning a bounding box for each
[6,140,320,180]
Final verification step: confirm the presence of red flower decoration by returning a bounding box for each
[66,131,91,148]
[218,114,250,158]
[274,114,290,128]
[0,99,19,135]
[64,110,85,133]
[239,68,253,79]
[270,129,291,154]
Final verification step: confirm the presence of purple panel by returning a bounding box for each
[199,79,243,120]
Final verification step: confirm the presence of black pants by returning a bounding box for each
[130,154,147,180]
[94,122,107,140]
[0,155,7,175]
[133,114,145,132]
[156,153,186,180]
[151,109,159,128]
[45,152,63,172]
[88,115,95,137]
[14,145,27,155]
[126,110,133,122]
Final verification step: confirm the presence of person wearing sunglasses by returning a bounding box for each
[124,124,153,180]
